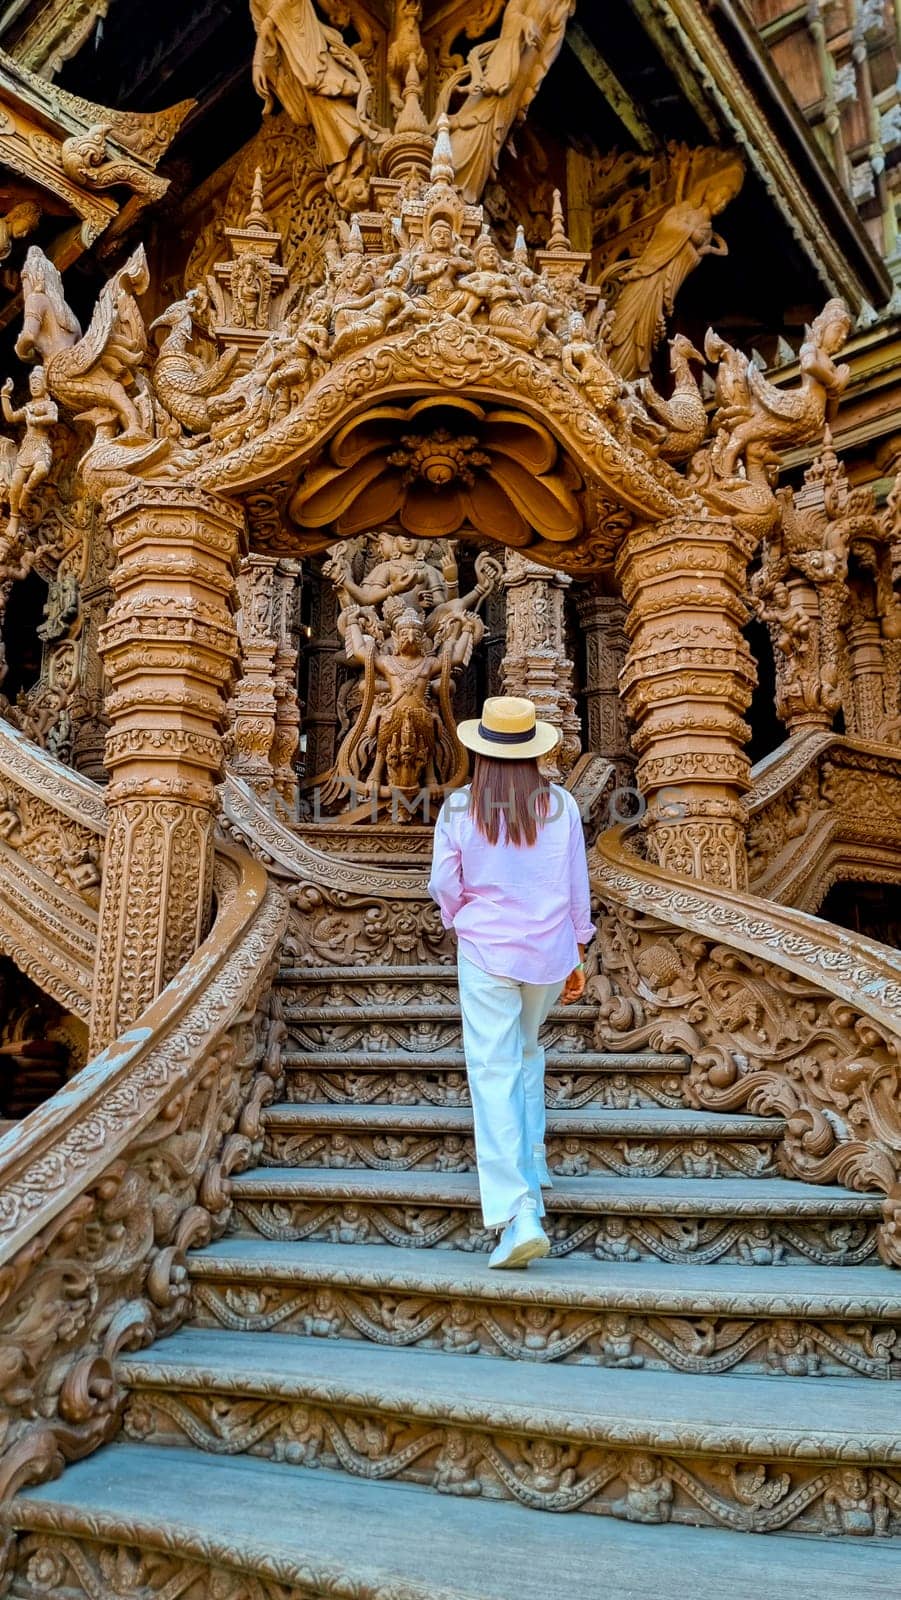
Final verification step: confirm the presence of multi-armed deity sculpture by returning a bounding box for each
[319,532,501,818]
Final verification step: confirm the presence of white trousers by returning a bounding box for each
[457,952,563,1229]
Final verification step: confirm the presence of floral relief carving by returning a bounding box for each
[7,1533,333,1599]
[591,825,901,1266]
[0,838,287,1518]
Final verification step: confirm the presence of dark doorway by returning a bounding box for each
[1,571,46,701]
[745,618,786,766]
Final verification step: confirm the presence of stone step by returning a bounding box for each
[229,1168,883,1266]
[282,1002,596,1054]
[278,1011,595,1062]
[277,963,458,985]
[189,1239,901,1379]
[12,1447,901,1598]
[260,1103,783,1179]
[283,1048,692,1111]
[284,1049,682,1070]
[282,1003,596,1023]
[117,1331,901,1538]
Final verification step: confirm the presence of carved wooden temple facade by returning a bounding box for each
[0,2,898,1594]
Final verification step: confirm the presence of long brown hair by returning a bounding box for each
[468,754,550,846]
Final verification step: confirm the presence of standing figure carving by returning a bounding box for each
[0,367,57,543]
[321,534,501,816]
[250,0,378,207]
[606,163,742,380]
[444,0,576,204]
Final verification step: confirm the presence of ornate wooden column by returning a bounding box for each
[270,557,303,819]
[230,554,303,815]
[302,574,342,781]
[616,515,757,889]
[575,588,633,784]
[845,605,892,738]
[90,483,243,1051]
[501,550,582,778]
[230,556,280,798]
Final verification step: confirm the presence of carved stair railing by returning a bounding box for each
[0,746,288,1514]
[0,719,106,1022]
[591,825,901,1265]
[221,773,453,968]
[747,731,901,909]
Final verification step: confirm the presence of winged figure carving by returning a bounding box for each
[707,299,852,478]
[15,244,151,437]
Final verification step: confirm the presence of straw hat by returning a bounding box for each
[457,696,560,761]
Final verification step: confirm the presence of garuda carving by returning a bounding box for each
[150,290,239,435]
[709,300,852,478]
[319,531,501,816]
[16,245,150,439]
[688,299,853,537]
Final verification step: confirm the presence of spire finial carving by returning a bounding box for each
[431,114,456,186]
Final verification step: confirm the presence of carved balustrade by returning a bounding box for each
[0,836,287,1518]
[591,824,901,1267]
[0,717,104,1021]
[747,731,901,907]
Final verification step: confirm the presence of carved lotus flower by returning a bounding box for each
[289,396,582,548]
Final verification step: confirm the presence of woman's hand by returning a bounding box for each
[561,965,585,1005]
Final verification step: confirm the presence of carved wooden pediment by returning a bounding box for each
[194,316,693,572]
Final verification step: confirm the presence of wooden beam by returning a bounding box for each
[565,21,657,151]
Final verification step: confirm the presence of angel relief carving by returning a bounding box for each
[603,161,742,380]
[316,531,502,817]
[248,0,577,209]
[250,0,380,207]
[438,0,576,203]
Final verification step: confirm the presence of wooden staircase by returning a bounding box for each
[8,944,900,1600]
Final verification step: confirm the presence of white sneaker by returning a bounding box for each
[489,1198,550,1270]
[533,1144,553,1189]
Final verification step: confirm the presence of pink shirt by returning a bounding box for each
[427,784,595,985]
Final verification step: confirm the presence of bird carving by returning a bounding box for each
[640,334,707,461]
[150,291,238,434]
